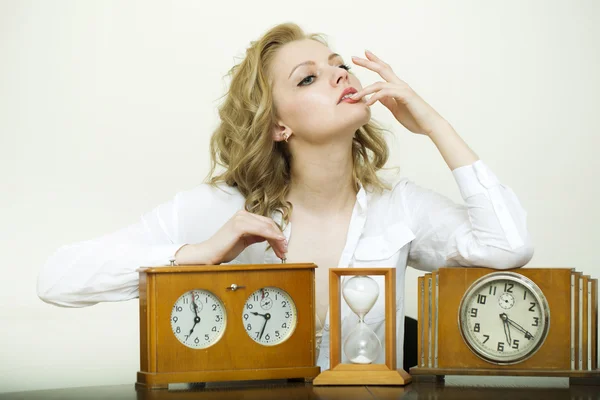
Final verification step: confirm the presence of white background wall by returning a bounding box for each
[1,0,598,393]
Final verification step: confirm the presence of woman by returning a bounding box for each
[37,22,534,371]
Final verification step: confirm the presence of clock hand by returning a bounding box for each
[505,316,534,340]
[185,316,201,342]
[499,314,511,345]
[505,320,512,345]
[499,313,512,345]
[191,293,199,318]
[259,313,271,340]
[251,311,267,318]
[183,293,202,343]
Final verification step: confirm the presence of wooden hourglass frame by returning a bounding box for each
[312,267,412,385]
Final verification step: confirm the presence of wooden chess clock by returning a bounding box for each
[410,267,600,384]
[313,267,412,385]
[135,263,320,390]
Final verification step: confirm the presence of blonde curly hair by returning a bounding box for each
[207,22,391,230]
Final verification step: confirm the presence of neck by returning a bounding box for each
[286,138,357,215]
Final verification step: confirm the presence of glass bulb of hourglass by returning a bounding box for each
[342,275,382,364]
[343,322,382,364]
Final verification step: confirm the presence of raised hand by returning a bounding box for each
[350,50,446,136]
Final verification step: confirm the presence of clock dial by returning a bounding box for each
[459,272,550,364]
[243,287,297,346]
[171,289,226,349]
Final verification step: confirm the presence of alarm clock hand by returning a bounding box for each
[504,320,512,345]
[505,318,528,337]
[184,317,201,342]
[500,314,510,346]
[191,293,199,318]
[184,294,201,343]
[499,314,512,345]
[259,313,271,340]
[505,316,534,340]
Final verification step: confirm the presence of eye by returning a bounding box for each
[298,64,350,87]
[298,75,316,86]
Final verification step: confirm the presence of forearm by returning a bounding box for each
[428,119,480,171]
[38,241,184,307]
[175,242,216,265]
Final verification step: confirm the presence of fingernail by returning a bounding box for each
[365,49,372,54]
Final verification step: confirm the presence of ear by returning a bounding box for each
[272,121,292,142]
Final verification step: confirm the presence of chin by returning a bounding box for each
[343,104,371,131]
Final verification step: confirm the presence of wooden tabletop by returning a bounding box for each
[1,377,599,400]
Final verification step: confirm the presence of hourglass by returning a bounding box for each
[312,267,411,386]
[342,275,382,364]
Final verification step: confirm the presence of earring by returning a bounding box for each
[283,133,290,142]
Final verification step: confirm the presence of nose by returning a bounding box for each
[331,65,350,86]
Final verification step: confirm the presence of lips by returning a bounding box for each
[338,87,358,104]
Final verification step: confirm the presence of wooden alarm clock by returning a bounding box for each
[135,263,320,390]
[409,267,600,384]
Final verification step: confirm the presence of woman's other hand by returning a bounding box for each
[175,210,287,265]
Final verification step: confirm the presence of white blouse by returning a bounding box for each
[37,159,534,371]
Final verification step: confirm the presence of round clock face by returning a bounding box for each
[171,289,226,349]
[458,272,550,364]
[242,287,297,346]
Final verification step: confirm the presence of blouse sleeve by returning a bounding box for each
[396,160,534,272]
[36,184,232,308]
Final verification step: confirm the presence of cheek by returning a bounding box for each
[280,91,334,126]
[300,91,334,111]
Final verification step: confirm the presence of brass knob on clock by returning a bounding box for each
[226,284,246,291]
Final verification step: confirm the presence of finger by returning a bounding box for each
[365,88,398,106]
[351,81,389,100]
[245,211,286,236]
[364,50,404,84]
[240,211,286,239]
[364,49,391,69]
[233,211,287,258]
[244,216,288,254]
[244,235,286,259]
[267,238,288,259]
[351,54,400,84]
[240,222,287,257]
[242,235,267,247]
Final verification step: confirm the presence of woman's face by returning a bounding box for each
[270,39,370,143]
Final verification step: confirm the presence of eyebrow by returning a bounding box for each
[288,53,342,79]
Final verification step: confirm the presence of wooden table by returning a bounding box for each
[1,377,599,400]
